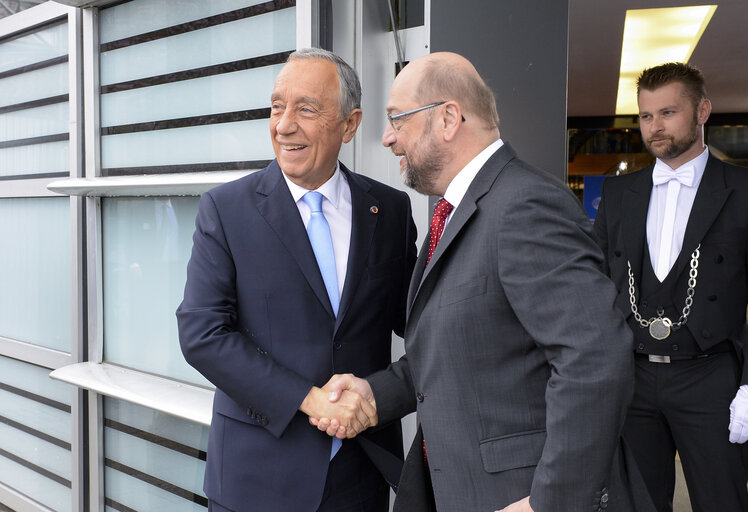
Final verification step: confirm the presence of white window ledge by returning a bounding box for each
[50,362,214,426]
[47,171,253,197]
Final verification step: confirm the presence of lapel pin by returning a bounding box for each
[370,206,379,214]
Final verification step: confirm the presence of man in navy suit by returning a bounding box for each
[177,48,417,512]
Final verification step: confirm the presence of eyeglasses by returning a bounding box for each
[386,101,446,132]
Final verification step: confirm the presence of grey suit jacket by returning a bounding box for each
[368,143,647,512]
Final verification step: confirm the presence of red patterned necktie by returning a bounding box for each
[426,198,454,267]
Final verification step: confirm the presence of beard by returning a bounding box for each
[644,111,700,160]
[401,122,447,196]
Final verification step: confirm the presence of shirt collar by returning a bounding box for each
[653,146,709,188]
[444,138,504,209]
[282,162,343,208]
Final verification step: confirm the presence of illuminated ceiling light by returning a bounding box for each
[615,5,717,115]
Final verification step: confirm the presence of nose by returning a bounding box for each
[382,121,396,147]
[274,108,297,135]
[650,115,665,132]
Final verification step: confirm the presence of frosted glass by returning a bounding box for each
[0,102,69,142]
[0,63,68,108]
[100,0,269,44]
[0,22,67,74]
[100,64,282,127]
[100,119,272,169]
[103,398,208,512]
[105,399,209,451]
[105,468,206,512]
[0,456,71,512]
[0,198,71,350]
[0,389,72,443]
[0,140,69,176]
[102,197,210,385]
[105,428,205,496]
[0,422,71,480]
[0,355,72,406]
[100,9,295,86]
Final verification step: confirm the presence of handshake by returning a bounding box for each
[299,374,376,439]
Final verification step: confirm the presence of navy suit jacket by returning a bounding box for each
[177,160,417,511]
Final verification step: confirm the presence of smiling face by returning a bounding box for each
[270,58,361,189]
[638,81,710,168]
[381,63,448,196]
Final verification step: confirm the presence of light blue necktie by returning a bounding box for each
[301,191,342,458]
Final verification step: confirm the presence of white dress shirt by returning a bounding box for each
[443,138,504,226]
[283,165,352,298]
[646,147,708,280]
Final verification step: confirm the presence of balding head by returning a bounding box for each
[410,53,500,131]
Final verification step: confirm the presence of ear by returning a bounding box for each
[696,98,711,126]
[341,109,363,143]
[441,101,463,142]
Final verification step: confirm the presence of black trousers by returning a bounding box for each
[624,351,748,512]
[208,440,388,512]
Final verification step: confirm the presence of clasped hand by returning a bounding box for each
[301,373,377,439]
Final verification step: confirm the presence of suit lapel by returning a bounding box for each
[408,143,515,317]
[255,161,335,318]
[673,155,732,276]
[621,168,652,280]
[407,235,431,317]
[336,166,378,330]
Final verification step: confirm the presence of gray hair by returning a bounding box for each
[288,48,362,119]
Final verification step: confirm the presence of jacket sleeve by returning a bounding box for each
[495,178,634,512]
[176,191,312,439]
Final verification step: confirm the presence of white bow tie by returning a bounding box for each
[652,164,695,187]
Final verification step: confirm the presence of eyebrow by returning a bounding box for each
[271,94,323,108]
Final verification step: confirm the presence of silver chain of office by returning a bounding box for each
[627,244,700,340]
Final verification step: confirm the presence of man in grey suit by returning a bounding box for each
[312,52,653,511]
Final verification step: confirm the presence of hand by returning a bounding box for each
[496,496,533,512]
[308,374,377,439]
[300,384,376,439]
[729,385,748,443]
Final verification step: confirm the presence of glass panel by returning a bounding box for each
[0,355,72,406]
[0,102,69,142]
[0,139,69,176]
[102,197,210,386]
[0,22,67,74]
[99,0,269,43]
[104,398,208,512]
[0,63,68,108]
[0,357,73,512]
[100,120,272,170]
[101,64,282,127]
[0,198,71,351]
[0,457,71,512]
[99,9,295,86]
[105,398,208,451]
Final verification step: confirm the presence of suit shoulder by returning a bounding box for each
[350,172,411,203]
[204,166,271,203]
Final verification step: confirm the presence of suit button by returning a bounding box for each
[416,392,424,402]
[702,329,712,338]
[638,343,645,351]
[641,301,648,308]
[672,345,679,352]
[334,342,342,350]
[715,254,724,264]
[614,250,621,257]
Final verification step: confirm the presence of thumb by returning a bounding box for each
[324,374,355,402]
